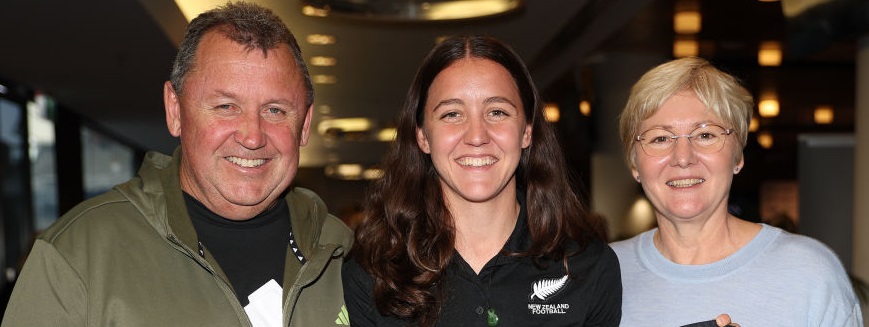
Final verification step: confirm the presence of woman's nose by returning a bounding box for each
[669,137,697,167]
[464,116,490,146]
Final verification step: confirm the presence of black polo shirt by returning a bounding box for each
[343,200,622,326]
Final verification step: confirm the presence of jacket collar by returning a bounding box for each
[119,146,343,260]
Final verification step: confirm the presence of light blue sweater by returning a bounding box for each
[610,224,862,326]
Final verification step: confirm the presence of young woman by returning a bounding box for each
[342,35,622,327]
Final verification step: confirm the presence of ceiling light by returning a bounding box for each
[673,37,699,58]
[674,10,702,34]
[757,131,773,149]
[362,168,384,180]
[300,0,521,21]
[325,164,363,180]
[324,164,385,180]
[376,128,397,142]
[749,117,759,132]
[758,92,779,117]
[307,34,336,45]
[814,105,834,124]
[758,41,782,66]
[310,56,337,67]
[302,5,329,17]
[424,0,520,20]
[313,74,338,85]
[318,118,373,136]
[544,103,560,122]
[173,0,210,22]
[579,100,591,116]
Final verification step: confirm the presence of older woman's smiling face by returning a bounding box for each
[632,90,743,223]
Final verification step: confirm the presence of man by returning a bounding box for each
[2,3,352,326]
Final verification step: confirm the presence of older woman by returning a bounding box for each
[343,35,621,326]
[611,56,862,326]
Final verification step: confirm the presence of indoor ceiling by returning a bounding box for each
[0,0,861,180]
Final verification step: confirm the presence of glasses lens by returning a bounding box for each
[690,125,727,152]
[639,129,674,156]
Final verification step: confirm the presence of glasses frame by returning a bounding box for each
[634,123,734,157]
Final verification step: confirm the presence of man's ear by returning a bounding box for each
[164,81,182,137]
[299,104,314,147]
[416,127,431,154]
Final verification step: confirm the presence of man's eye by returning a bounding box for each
[266,107,286,115]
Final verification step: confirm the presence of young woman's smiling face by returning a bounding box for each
[416,58,532,205]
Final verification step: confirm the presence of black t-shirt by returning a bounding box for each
[342,200,623,326]
[185,193,292,306]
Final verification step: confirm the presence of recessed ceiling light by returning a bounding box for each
[814,105,834,124]
[310,56,337,66]
[302,5,329,17]
[300,0,522,21]
[307,34,337,45]
[313,74,338,85]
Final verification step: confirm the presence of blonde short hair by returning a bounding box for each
[618,57,753,168]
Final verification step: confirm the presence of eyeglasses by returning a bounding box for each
[635,124,734,157]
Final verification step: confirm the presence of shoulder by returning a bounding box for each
[763,226,843,268]
[287,187,353,248]
[39,189,140,244]
[341,257,375,293]
[565,238,621,277]
[609,229,651,261]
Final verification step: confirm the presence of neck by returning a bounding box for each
[450,190,520,274]
[653,213,761,265]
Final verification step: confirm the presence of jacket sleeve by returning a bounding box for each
[2,240,86,326]
[342,258,380,327]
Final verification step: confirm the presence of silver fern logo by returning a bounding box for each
[526,275,571,315]
[529,275,568,301]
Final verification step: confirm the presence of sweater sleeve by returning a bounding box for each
[342,258,380,327]
[2,240,87,326]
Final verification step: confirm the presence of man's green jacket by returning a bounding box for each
[2,148,353,326]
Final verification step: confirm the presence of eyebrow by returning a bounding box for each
[483,96,518,108]
[211,90,296,108]
[432,98,464,111]
[431,96,518,112]
[645,121,716,131]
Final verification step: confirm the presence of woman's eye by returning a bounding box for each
[697,132,715,139]
[650,136,670,144]
[490,109,508,117]
[440,111,460,119]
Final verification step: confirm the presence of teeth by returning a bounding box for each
[226,156,266,168]
[457,157,497,167]
[666,178,705,188]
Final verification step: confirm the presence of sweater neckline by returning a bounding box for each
[638,223,781,281]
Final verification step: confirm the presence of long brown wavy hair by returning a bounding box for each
[351,35,607,326]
